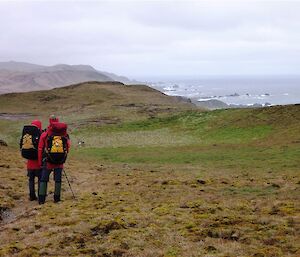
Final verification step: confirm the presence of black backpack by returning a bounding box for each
[20,125,41,160]
[46,122,68,164]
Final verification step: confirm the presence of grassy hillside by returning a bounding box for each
[0,81,195,144]
[0,82,299,257]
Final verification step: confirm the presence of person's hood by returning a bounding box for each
[49,117,59,125]
[31,120,42,130]
[48,116,59,130]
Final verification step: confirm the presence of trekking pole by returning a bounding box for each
[63,169,76,200]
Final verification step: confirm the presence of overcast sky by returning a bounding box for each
[0,0,300,79]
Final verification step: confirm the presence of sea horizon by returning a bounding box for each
[143,75,300,106]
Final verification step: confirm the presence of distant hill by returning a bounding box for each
[0,81,196,122]
[0,61,133,94]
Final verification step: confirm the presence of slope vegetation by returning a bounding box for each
[0,82,299,257]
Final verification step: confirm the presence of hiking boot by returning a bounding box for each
[29,194,37,201]
[54,195,61,203]
[38,195,46,205]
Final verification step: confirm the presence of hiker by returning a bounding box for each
[20,120,43,201]
[38,115,70,204]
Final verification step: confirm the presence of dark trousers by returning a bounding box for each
[27,169,41,199]
[39,167,63,200]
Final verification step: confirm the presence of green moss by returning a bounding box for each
[165,247,179,257]
[153,204,174,216]
[185,222,196,230]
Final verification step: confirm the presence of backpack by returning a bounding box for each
[20,125,41,160]
[46,122,69,164]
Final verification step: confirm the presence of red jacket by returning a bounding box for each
[38,119,70,169]
[27,120,42,170]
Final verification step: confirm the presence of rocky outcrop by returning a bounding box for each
[195,99,229,109]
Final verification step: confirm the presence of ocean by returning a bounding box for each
[145,76,300,106]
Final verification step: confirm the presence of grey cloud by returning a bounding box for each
[0,1,299,77]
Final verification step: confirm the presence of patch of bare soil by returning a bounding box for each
[0,140,8,146]
[0,207,15,225]
[113,103,144,108]
[0,113,34,121]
